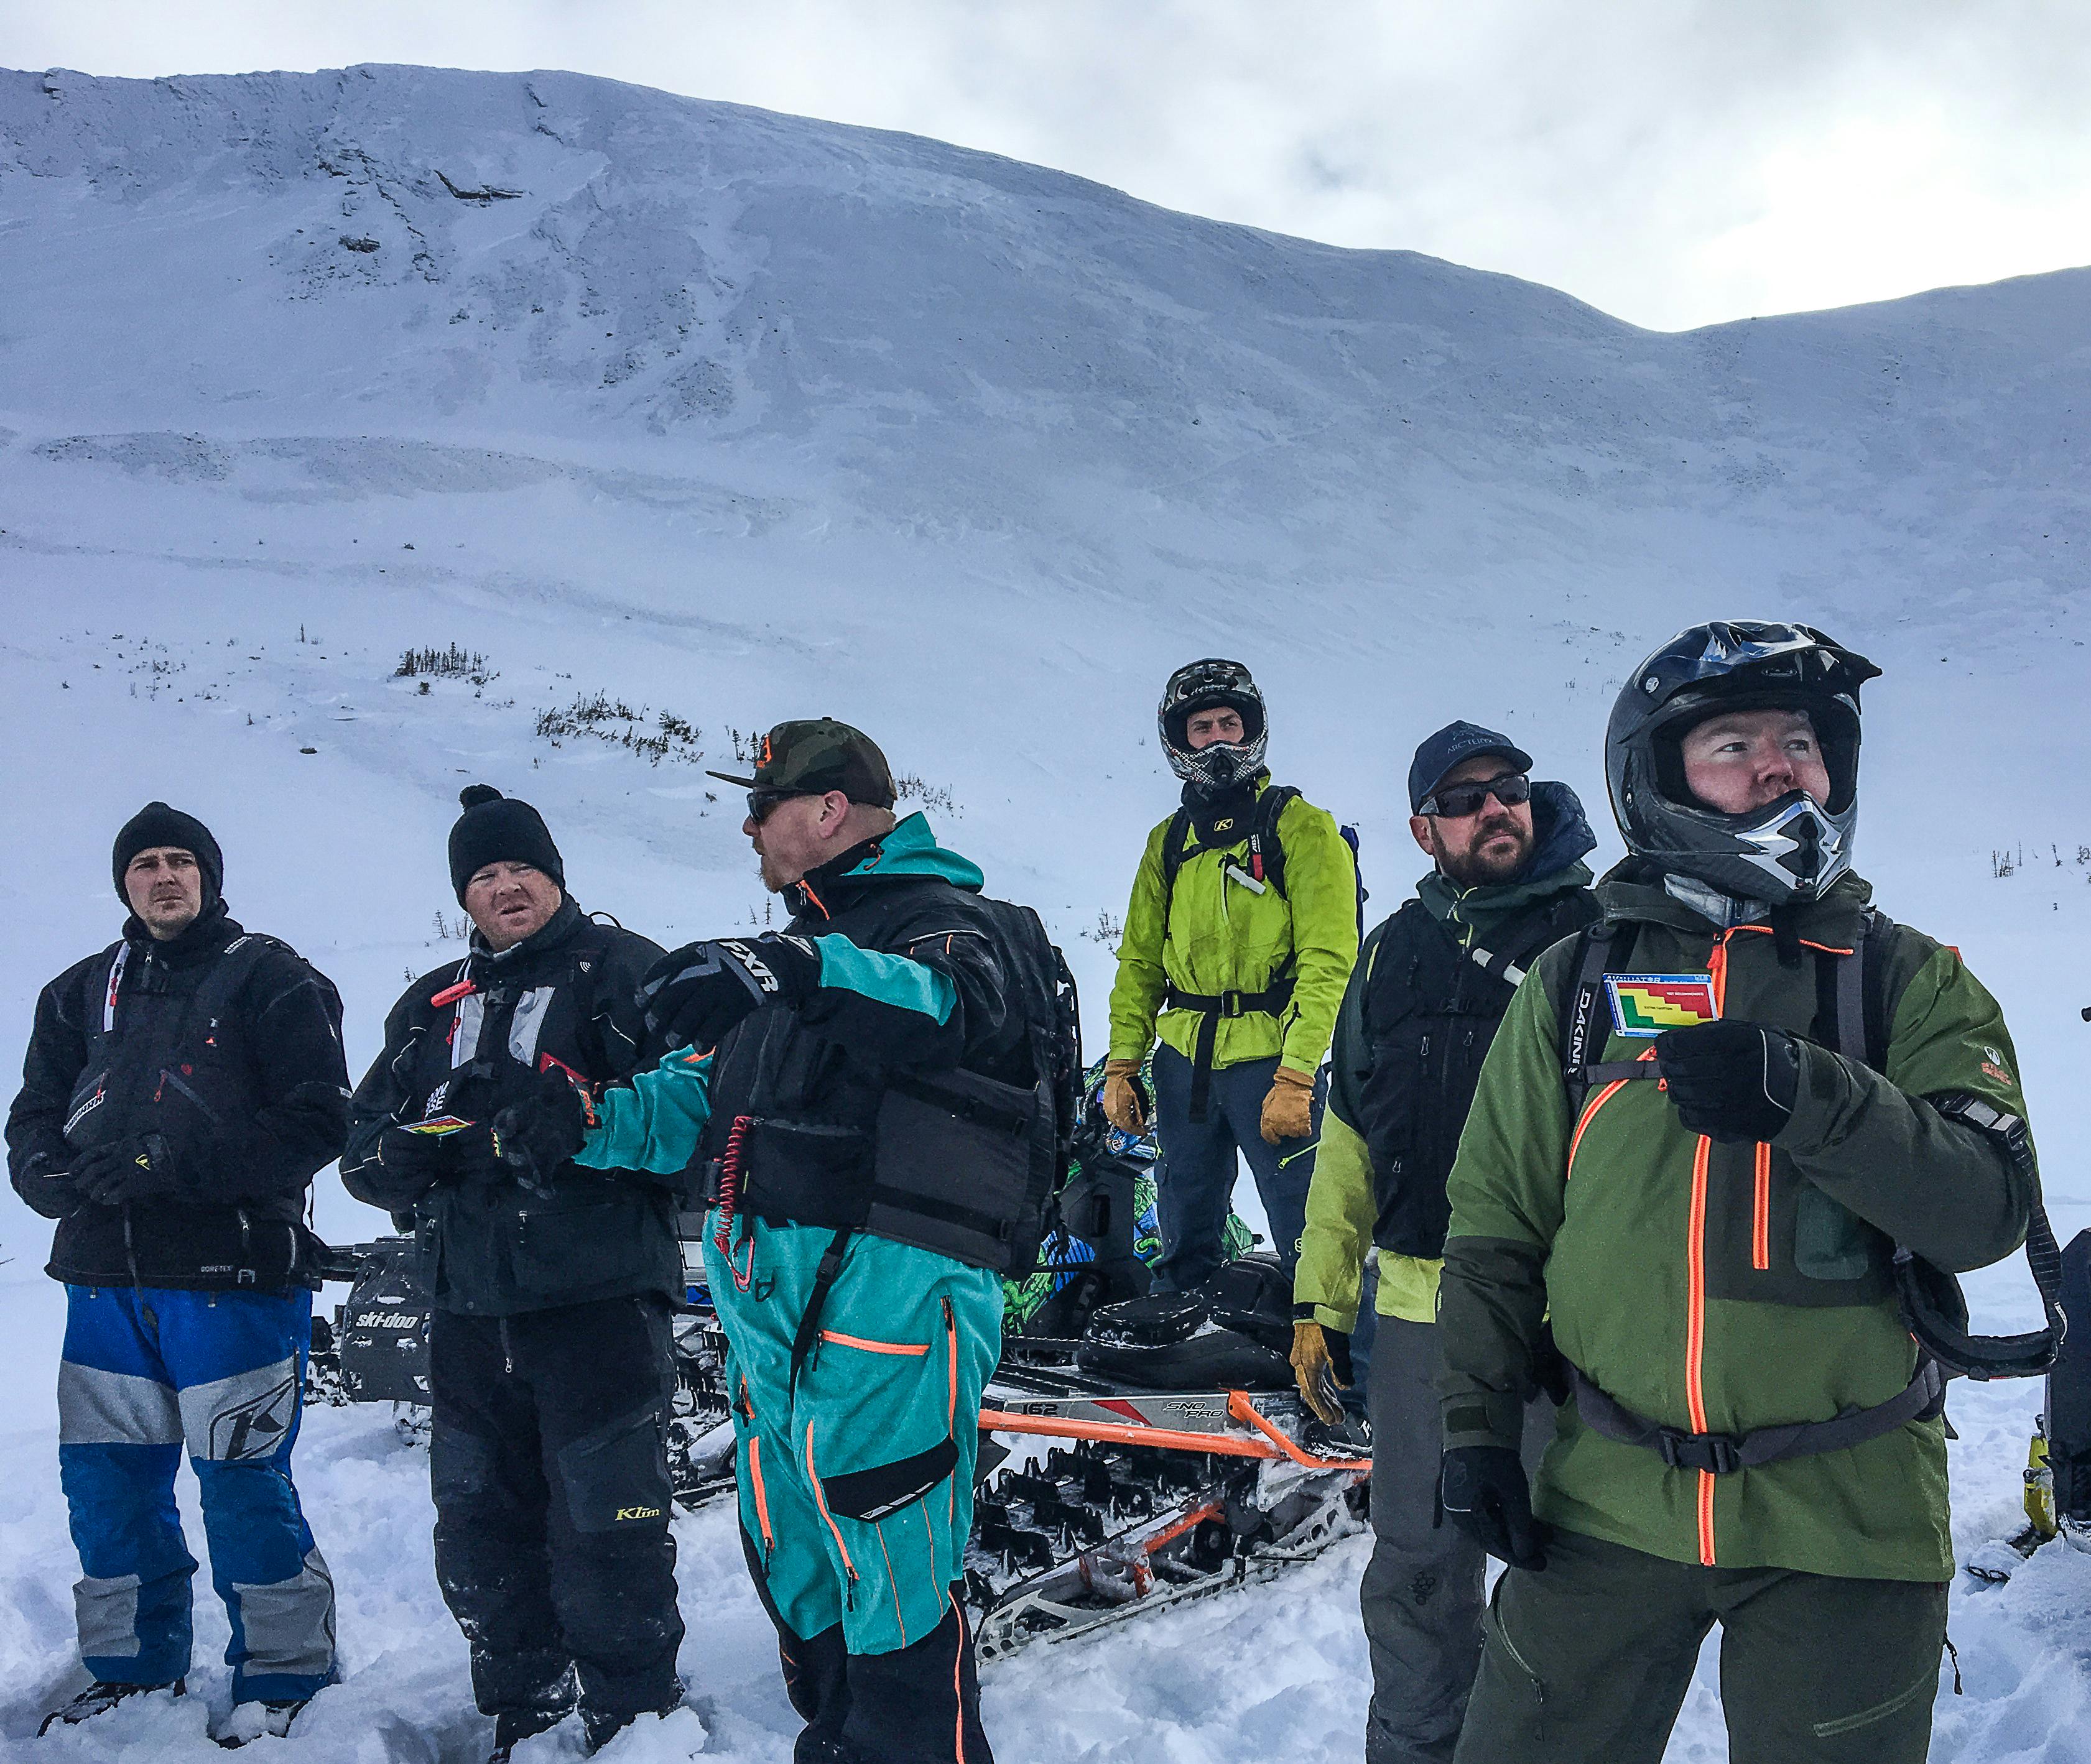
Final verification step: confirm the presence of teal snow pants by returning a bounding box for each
[704,1216,1003,1656]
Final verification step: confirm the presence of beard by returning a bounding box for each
[1437,816,1533,888]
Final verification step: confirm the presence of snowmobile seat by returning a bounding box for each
[1195,1254,1294,1355]
[1075,1328,1295,1392]
[1083,1290,1206,1349]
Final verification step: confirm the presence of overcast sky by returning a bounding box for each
[9,0,2090,331]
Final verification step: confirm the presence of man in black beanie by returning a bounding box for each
[7,804,348,1745]
[342,786,685,1759]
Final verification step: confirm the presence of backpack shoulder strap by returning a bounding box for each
[1558,919,1639,1117]
[83,940,131,1038]
[1251,784,1301,897]
[193,931,292,1017]
[1157,807,1195,933]
[1814,907,1900,1073]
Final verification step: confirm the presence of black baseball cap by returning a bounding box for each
[705,718,897,808]
[1408,722,1533,814]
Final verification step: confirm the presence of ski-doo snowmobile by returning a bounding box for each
[965,1252,1369,1658]
[307,1060,1371,1656]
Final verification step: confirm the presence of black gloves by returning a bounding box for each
[14,1151,85,1219]
[1654,1018,1801,1144]
[639,933,822,1056]
[72,1134,184,1206]
[1440,1445,1550,1571]
[491,1066,592,1185]
[377,1120,501,1190]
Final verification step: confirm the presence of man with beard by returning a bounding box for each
[8,804,347,1746]
[1291,724,1601,1764]
[1101,659,1360,1288]
[495,719,1067,1764]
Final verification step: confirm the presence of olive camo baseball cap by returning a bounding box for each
[705,718,897,808]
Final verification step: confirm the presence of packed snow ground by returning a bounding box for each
[1,62,2089,1762]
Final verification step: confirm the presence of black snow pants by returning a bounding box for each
[744,1531,993,1764]
[427,1296,684,1739]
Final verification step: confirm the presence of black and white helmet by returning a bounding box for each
[1157,658,1268,795]
[1607,621,1881,905]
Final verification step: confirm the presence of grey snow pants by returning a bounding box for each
[1362,1314,1554,1764]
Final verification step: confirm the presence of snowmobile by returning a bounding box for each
[307,1240,1368,1660]
[307,1061,1372,1656]
[305,1231,736,1472]
[963,1252,1370,1658]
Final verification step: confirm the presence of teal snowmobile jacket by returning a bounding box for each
[581,813,1021,1654]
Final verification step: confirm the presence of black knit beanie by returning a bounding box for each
[113,802,223,913]
[448,785,565,903]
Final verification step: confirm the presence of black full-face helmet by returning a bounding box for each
[1157,658,1268,796]
[1606,621,1881,905]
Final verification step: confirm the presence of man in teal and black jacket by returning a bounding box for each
[500,720,1057,1764]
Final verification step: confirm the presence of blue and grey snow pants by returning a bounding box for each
[1151,1045,1324,1291]
[706,1216,1001,1763]
[57,1284,335,1701]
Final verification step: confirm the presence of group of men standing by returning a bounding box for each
[9,721,1055,1763]
[6,618,2046,1764]
[1108,629,2038,1764]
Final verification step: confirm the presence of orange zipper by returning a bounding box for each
[1751,1142,1771,1271]
[748,1434,774,1559]
[805,1423,859,1593]
[1684,934,1737,1566]
[818,1329,929,1357]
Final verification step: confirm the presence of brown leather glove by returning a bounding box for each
[1101,1058,1147,1133]
[1259,1064,1316,1145]
[1290,1320,1347,1425]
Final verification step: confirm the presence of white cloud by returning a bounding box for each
[6,0,2090,328]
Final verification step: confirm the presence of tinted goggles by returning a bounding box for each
[1419,772,1531,819]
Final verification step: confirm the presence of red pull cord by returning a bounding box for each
[714,1114,756,1290]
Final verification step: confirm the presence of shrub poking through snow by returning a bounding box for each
[394,644,496,686]
[535,692,703,766]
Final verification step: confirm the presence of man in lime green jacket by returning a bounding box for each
[1439,623,2041,1764]
[1103,658,1358,1289]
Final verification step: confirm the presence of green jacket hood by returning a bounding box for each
[845,811,985,892]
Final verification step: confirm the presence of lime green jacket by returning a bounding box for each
[1106,780,1359,1074]
[1439,870,2036,1582]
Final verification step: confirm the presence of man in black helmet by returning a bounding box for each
[1102,659,1359,1289]
[341,788,680,1760]
[1435,623,2044,1764]
[7,804,347,1745]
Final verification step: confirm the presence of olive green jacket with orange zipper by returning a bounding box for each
[1437,867,2035,1582]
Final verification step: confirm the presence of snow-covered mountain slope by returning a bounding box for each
[1,62,2088,1762]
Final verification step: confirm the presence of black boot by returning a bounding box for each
[38,1679,186,1735]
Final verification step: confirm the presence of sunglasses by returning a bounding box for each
[1420,772,1531,819]
[747,787,815,822]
